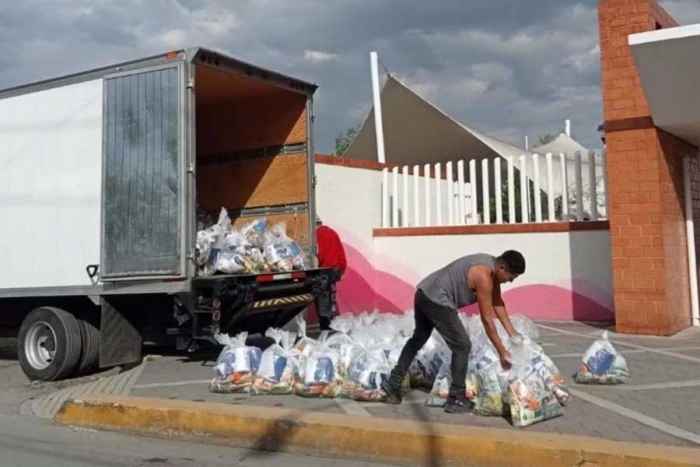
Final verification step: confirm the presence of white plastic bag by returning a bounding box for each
[195,207,232,273]
[253,329,300,395]
[574,331,630,384]
[507,364,564,428]
[293,315,318,358]
[294,332,341,398]
[425,362,451,407]
[240,218,269,249]
[508,337,571,406]
[210,332,263,394]
[343,345,390,401]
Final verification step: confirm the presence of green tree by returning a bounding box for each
[334,124,361,156]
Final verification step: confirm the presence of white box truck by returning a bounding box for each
[0,47,335,381]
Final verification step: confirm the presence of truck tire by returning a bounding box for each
[75,315,100,377]
[18,307,82,382]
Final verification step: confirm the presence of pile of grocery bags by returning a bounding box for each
[209,310,630,428]
[195,208,306,276]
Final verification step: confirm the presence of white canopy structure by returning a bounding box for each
[345,75,606,218]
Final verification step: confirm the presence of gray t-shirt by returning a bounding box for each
[417,253,495,309]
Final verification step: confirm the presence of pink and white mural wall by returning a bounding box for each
[315,159,615,322]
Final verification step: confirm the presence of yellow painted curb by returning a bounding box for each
[55,394,700,467]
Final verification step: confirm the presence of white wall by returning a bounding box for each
[0,79,103,288]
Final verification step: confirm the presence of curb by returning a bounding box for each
[54,394,700,467]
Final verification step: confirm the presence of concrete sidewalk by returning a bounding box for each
[33,322,700,466]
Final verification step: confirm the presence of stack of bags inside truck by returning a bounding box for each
[210,311,574,428]
[196,208,306,275]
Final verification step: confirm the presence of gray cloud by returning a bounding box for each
[0,0,698,153]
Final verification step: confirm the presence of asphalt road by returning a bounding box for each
[0,338,395,467]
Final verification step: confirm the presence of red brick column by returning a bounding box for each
[599,0,696,335]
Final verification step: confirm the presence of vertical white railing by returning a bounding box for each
[588,151,598,221]
[507,157,515,224]
[382,168,389,227]
[380,154,607,228]
[482,159,490,225]
[413,165,420,227]
[533,154,542,223]
[560,153,568,221]
[457,160,466,225]
[601,150,608,219]
[469,160,478,225]
[392,166,399,227]
[435,163,442,226]
[424,164,431,227]
[519,155,528,223]
[495,158,503,224]
[446,162,454,225]
[575,151,584,221]
[546,153,555,222]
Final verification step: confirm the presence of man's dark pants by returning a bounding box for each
[388,289,472,402]
[315,268,341,330]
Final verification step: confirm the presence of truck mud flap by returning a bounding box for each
[99,297,142,368]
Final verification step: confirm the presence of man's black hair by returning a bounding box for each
[498,250,526,275]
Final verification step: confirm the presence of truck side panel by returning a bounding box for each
[0,80,103,288]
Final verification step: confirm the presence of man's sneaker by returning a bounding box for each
[445,398,474,414]
[381,380,403,405]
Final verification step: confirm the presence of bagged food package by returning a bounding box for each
[508,336,571,406]
[195,208,233,274]
[294,315,318,358]
[465,368,479,401]
[253,329,300,395]
[267,222,306,271]
[510,315,541,339]
[573,331,630,384]
[214,230,252,274]
[507,364,564,428]
[409,335,449,388]
[425,362,451,407]
[240,219,269,249]
[327,316,360,378]
[210,332,263,394]
[343,345,390,402]
[294,333,341,398]
[473,360,510,417]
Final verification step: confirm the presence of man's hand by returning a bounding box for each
[499,349,512,370]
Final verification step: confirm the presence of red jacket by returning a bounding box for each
[316,225,347,274]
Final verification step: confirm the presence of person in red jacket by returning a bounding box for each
[314,217,347,330]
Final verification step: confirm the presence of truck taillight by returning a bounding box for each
[257,272,305,283]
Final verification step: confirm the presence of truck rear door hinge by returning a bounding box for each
[187,163,195,174]
[186,79,195,89]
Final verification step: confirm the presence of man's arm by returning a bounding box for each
[471,267,510,367]
[492,282,519,338]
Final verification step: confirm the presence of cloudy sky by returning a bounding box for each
[2,0,700,154]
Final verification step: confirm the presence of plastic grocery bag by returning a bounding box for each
[240,219,269,249]
[214,230,251,274]
[343,345,390,402]
[327,316,359,378]
[574,331,630,384]
[507,364,564,428]
[294,333,341,398]
[425,362,451,407]
[253,329,300,395]
[508,336,571,406]
[294,315,318,358]
[473,360,510,417]
[195,207,233,274]
[267,222,306,271]
[210,332,263,394]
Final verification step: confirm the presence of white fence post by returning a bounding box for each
[382,168,389,227]
[575,151,584,221]
[401,165,409,227]
[560,153,569,221]
[482,159,490,225]
[413,165,420,227]
[435,163,442,226]
[519,155,528,223]
[507,157,515,223]
[546,153,555,222]
[495,158,503,224]
[392,166,399,227]
[447,162,454,225]
[457,160,466,225]
[469,159,478,225]
[601,150,608,219]
[533,154,542,223]
[588,151,599,221]
[424,164,432,227]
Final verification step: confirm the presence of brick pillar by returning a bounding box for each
[599,0,696,335]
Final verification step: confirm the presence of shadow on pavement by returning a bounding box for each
[0,338,18,361]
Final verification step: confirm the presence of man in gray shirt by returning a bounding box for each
[381,250,526,413]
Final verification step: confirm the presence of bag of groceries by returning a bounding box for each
[253,329,300,395]
[210,332,262,394]
[294,332,341,398]
[574,331,630,384]
[507,363,564,428]
[425,362,451,407]
[344,345,390,402]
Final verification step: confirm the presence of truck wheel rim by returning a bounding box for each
[25,321,57,370]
